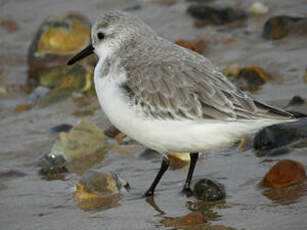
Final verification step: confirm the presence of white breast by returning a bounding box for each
[94,59,288,154]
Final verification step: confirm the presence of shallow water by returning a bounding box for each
[1,0,307,229]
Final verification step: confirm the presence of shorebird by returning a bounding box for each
[67,11,293,196]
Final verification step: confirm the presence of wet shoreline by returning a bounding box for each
[1,0,307,229]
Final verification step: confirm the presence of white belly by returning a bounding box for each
[94,68,285,154]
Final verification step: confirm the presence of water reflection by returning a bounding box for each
[145,195,236,229]
[262,182,307,205]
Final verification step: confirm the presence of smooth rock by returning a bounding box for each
[263,16,307,40]
[39,64,86,89]
[254,119,307,152]
[46,124,73,134]
[223,65,269,92]
[58,120,106,160]
[38,120,108,175]
[261,159,306,188]
[187,3,247,25]
[37,65,94,107]
[74,170,129,211]
[74,182,120,211]
[235,66,268,92]
[38,140,68,175]
[193,178,226,201]
[36,64,94,107]
[168,152,190,170]
[168,152,205,170]
[285,95,305,108]
[27,12,94,88]
[76,170,129,195]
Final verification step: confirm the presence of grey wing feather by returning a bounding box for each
[124,59,293,121]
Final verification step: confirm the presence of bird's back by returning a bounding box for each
[118,36,293,122]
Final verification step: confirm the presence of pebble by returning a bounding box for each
[263,16,307,40]
[46,124,73,134]
[261,159,306,188]
[193,178,226,201]
[74,170,129,211]
[76,170,129,196]
[254,119,307,152]
[36,64,94,107]
[249,2,269,15]
[175,39,205,54]
[286,95,305,108]
[187,3,247,25]
[0,19,19,33]
[38,120,108,175]
[235,66,268,92]
[27,12,93,88]
[223,65,269,92]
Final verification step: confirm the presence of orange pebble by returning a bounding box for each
[262,159,306,188]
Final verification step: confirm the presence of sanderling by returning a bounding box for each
[67,11,294,196]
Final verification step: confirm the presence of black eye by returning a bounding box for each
[97,32,105,40]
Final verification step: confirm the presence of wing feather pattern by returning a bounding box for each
[122,55,292,121]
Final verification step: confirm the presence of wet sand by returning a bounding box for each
[1,0,307,229]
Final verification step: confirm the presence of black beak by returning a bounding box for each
[67,44,94,65]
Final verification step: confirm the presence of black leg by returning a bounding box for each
[144,156,170,197]
[182,152,199,194]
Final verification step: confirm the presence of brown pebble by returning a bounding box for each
[104,125,121,138]
[168,152,190,170]
[14,103,31,113]
[175,39,205,54]
[0,19,19,33]
[262,159,306,188]
[237,66,269,83]
[183,212,204,225]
